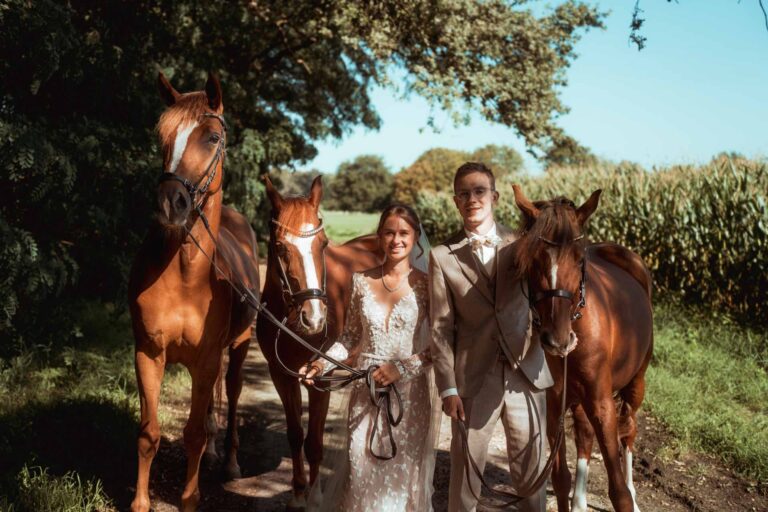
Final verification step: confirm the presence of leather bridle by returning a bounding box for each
[157,112,227,213]
[270,218,329,309]
[526,234,587,328]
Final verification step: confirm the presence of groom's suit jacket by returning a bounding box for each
[429,224,553,398]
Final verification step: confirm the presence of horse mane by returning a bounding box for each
[156,92,209,147]
[273,197,321,237]
[511,196,580,281]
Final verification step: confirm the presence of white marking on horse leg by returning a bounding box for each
[286,224,324,331]
[571,457,589,512]
[168,121,198,173]
[287,492,307,509]
[624,447,641,512]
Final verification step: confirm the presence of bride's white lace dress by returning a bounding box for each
[310,272,438,512]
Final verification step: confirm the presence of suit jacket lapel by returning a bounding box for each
[495,224,519,304]
[449,235,494,304]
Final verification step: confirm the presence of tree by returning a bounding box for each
[542,135,599,170]
[0,1,602,345]
[328,156,393,212]
[394,145,524,204]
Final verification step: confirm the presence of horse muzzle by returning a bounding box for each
[539,330,578,358]
[156,180,192,227]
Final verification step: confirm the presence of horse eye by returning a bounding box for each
[208,133,221,144]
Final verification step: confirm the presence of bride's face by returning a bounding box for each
[379,215,417,262]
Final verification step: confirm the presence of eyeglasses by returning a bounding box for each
[454,187,494,202]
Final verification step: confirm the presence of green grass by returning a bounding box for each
[320,209,379,243]
[0,466,114,512]
[0,301,192,508]
[646,300,768,483]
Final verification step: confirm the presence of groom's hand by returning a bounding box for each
[442,396,465,421]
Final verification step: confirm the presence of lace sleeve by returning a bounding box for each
[398,278,432,382]
[398,345,432,382]
[322,274,363,373]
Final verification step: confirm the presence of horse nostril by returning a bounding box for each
[541,331,554,347]
[174,191,188,211]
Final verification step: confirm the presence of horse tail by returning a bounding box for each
[616,401,635,442]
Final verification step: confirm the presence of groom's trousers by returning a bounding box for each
[448,357,547,512]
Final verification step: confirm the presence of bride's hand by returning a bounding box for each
[372,363,401,386]
[298,361,324,386]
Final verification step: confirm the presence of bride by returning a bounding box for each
[299,203,441,512]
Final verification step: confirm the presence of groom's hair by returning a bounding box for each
[377,203,425,259]
[453,162,496,192]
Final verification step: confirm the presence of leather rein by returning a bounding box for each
[460,234,587,508]
[158,133,404,460]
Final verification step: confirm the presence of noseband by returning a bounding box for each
[157,112,227,211]
[527,234,587,328]
[271,218,328,310]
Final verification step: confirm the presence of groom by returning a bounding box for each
[429,162,553,512]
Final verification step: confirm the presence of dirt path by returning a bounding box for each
[122,266,768,512]
[123,340,766,512]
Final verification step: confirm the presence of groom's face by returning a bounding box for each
[453,171,498,228]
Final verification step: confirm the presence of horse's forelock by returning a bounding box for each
[511,197,580,280]
[274,197,321,238]
[156,92,209,148]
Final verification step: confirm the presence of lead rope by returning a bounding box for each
[459,354,568,508]
[184,211,403,460]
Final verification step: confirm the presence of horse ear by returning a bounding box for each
[576,189,602,225]
[308,175,323,208]
[264,175,283,209]
[513,184,540,220]
[157,72,180,106]
[205,72,223,112]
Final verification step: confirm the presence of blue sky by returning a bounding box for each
[306,1,768,174]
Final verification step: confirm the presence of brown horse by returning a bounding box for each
[128,72,259,512]
[510,186,653,512]
[256,175,382,509]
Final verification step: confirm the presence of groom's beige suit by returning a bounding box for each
[430,223,553,512]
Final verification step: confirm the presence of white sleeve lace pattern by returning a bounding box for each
[398,278,433,382]
[322,273,362,374]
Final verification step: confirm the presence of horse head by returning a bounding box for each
[265,175,329,335]
[512,185,602,357]
[155,71,226,228]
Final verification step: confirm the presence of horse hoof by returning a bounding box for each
[222,462,242,481]
[285,493,307,512]
[201,451,220,471]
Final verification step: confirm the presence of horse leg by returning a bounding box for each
[583,395,634,512]
[547,389,571,512]
[202,401,220,470]
[268,363,308,510]
[222,335,250,480]
[618,355,650,512]
[131,348,166,512]
[305,386,331,485]
[571,403,595,512]
[180,353,222,512]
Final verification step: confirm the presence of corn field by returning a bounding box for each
[416,159,768,323]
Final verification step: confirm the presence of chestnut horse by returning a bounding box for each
[256,175,382,509]
[128,73,259,512]
[511,186,653,512]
